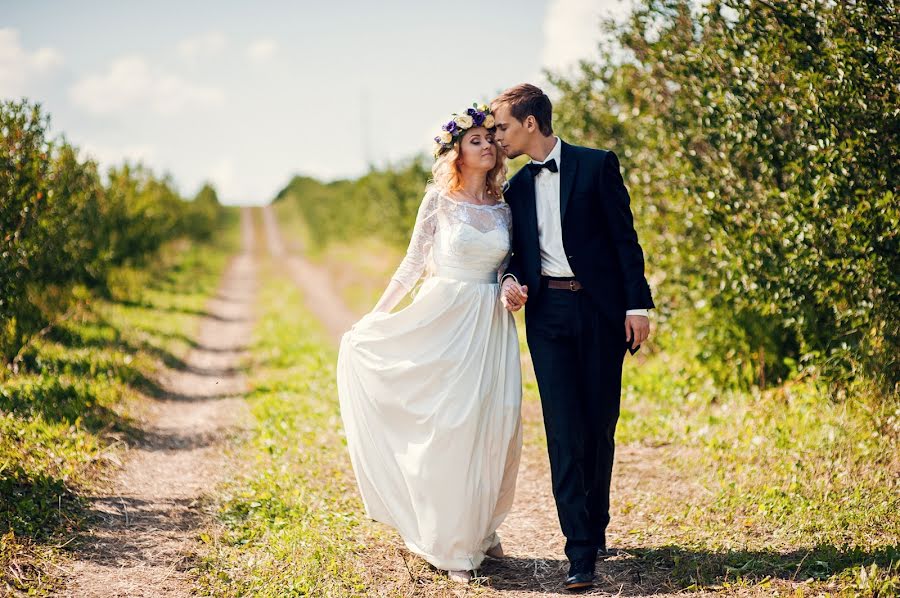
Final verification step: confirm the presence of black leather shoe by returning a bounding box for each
[564,558,595,591]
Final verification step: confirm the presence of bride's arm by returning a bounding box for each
[371,279,408,313]
[497,207,513,283]
[370,191,439,313]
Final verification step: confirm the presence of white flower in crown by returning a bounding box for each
[454,114,474,128]
[433,102,495,158]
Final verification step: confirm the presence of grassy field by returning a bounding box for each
[194,255,374,596]
[0,211,241,596]
[21,203,889,595]
[272,198,406,315]
[603,357,900,593]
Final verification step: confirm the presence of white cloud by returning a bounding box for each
[177,31,227,62]
[69,55,225,116]
[208,156,268,201]
[247,38,277,62]
[209,156,238,198]
[0,28,64,97]
[31,46,64,71]
[540,0,634,74]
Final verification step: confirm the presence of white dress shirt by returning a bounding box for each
[524,137,649,318]
[533,137,573,278]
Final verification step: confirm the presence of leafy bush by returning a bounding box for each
[274,159,430,249]
[549,0,899,395]
[0,100,225,364]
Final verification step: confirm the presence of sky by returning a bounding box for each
[2,0,634,205]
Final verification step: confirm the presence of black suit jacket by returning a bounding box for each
[504,141,654,324]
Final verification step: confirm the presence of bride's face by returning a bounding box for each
[457,127,497,172]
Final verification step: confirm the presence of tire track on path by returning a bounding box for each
[60,208,257,598]
[261,205,355,342]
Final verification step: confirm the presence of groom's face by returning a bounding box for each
[492,104,528,159]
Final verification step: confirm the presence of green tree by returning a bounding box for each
[551,0,899,394]
[1,100,226,363]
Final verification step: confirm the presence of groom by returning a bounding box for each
[492,84,654,591]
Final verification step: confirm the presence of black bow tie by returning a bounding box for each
[526,158,558,176]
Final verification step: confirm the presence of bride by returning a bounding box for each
[336,103,523,583]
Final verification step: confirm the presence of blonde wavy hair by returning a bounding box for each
[430,130,507,200]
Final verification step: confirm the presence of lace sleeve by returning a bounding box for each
[497,204,513,283]
[391,189,440,291]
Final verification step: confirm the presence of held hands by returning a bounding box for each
[625,314,650,351]
[501,278,528,312]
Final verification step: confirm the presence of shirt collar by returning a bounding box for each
[531,136,562,169]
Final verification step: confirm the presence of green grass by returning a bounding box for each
[196,258,373,597]
[0,211,240,596]
[272,196,313,254]
[272,197,409,315]
[612,350,900,592]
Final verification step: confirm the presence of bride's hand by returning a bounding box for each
[501,278,527,312]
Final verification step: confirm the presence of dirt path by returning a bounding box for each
[60,209,257,598]
[263,208,695,597]
[261,205,356,342]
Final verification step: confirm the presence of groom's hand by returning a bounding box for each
[625,314,650,349]
[501,278,528,312]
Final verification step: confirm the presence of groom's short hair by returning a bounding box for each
[492,84,554,137]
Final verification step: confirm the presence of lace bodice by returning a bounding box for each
[391,189,512,290]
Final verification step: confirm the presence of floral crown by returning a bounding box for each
[432,103,496,158]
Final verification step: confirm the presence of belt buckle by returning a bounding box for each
[569,280,576,291]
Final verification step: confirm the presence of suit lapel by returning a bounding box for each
[521,168,539,244]
[559,141,577,224]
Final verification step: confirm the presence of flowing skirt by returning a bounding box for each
[337,275,523,571]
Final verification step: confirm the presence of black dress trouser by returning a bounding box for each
[524,279,626,563]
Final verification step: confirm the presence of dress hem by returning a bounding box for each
[366,513,487,571]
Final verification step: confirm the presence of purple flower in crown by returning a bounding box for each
[442,120,458,134]
[467,107,486,127]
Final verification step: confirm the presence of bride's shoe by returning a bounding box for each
[448,569,472,583]
[486,541,505,559]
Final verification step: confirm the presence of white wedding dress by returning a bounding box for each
[337,188,523,571]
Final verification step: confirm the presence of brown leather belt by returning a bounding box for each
[547,279,583,291]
